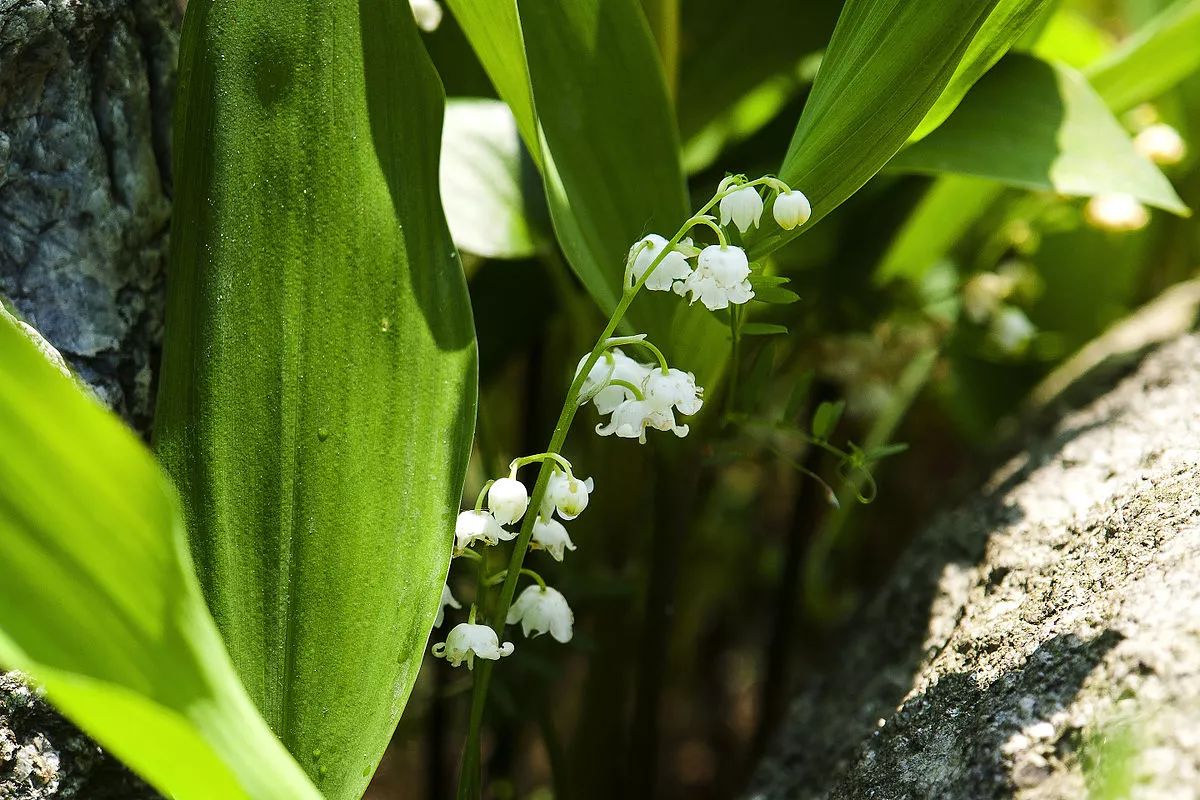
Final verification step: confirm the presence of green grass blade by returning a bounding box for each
[0,315,321,800]
[890,54,1188,215]
[154,2,478,798]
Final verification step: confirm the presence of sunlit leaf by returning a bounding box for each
[0,315,321,800]
[747,0,1003,260]
[155,3,478,798]
[442,99,542,259]
[890,54,1187,214]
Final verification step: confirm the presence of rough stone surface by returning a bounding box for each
[0,0,176,430]
[0,1,175,797]
[751,334,1200,800]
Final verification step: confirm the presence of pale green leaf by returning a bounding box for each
[155,3,478,798]
[890,54,1188,214]
[811,400,846,440]
[0,315,321,800]
[747,0,1003,260]
[442,99,540,259]
[1085,0,1200,113]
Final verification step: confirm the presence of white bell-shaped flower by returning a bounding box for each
[409,0,443,31]
[990,306,1036,353]
[719,186,764,234]
[530,517,577,562]
[644,368,704,416]
[455,509,515,551]
[488,477,529,525]
[1085,193,1149,232]
[543,470,594,520]
[577,349,655,415]
[595,399,654,444]
[772,190,812,230]
[435,583,462,628]
[432,622,514,669]
[628,235,693,291]
[677,245,755,311]
[506,586,574,643]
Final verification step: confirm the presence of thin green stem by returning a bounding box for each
[690,215,728,246]
[727,305,741,417]
[473,480,494,512]
[606,379,645,400]
[509,452,574,479]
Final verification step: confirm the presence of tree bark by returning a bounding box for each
[750,329,1200,800]
[0,0,176,795]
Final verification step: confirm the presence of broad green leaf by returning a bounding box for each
[910,0,1054,142]
[741,323,789,336]
[442,99,541,259]
[890,54,1188,214]
[155,3,477,798]
[875,175,1005,283]
[1085,0,1200,113]
[0,315,321,800]
[641,0,680,98]
[1030,8,1115,68]
[747,0,1003,260]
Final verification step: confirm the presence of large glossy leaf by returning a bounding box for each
[154,3,477,798]
[890,54,1188,214]
[1085,0,1200,112]
[910,0,1054,141]
[0,314,321,800]
[746,0,1003,260]
[442,99,541,260]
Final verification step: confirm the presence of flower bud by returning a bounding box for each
[488,477,529,525]
[772,190,812,230]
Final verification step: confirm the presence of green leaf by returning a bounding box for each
[910,0,1054,142]
[640,0,680,98]
[752,285,802,305]
[1030,8,1115,69]
[741,322,789,336]
[747,0,1003,260]
[1085,0,1200,113]
[0,315,321,800]
[453,0,729,385]
[155,3,477,799]
[442,99,541,259]
[811,400,846,441]
[890,54,1188,214]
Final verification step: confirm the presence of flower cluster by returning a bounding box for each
[624,177,810,311]
[577,346,704,444]
[433,456,591,667]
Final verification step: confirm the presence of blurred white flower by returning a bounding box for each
[677,245,754,311]
[506,586,574,643]
[530,517,577,562]
[628,234,694,291]
[1134,123,1186,166]
[432,623,514,669]
[990,306,1036,354]
[488,477,529,525]
[1084,193,1149,232]
[543,470,594,520]
[719,186,764,233]
[772,190,812,230]
[455,509,514,552]
[434,583,461,628]
[961,272,1015,324]
[409,0,443,31]
[577,349,654,415]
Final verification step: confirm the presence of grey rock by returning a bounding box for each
[751,334,1200,800]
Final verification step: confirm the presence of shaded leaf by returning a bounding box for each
[890,54,1187,214]
[155,3,477,798]
[741,322,789,336]
[811,400,846,440]
[0,315,321,800]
